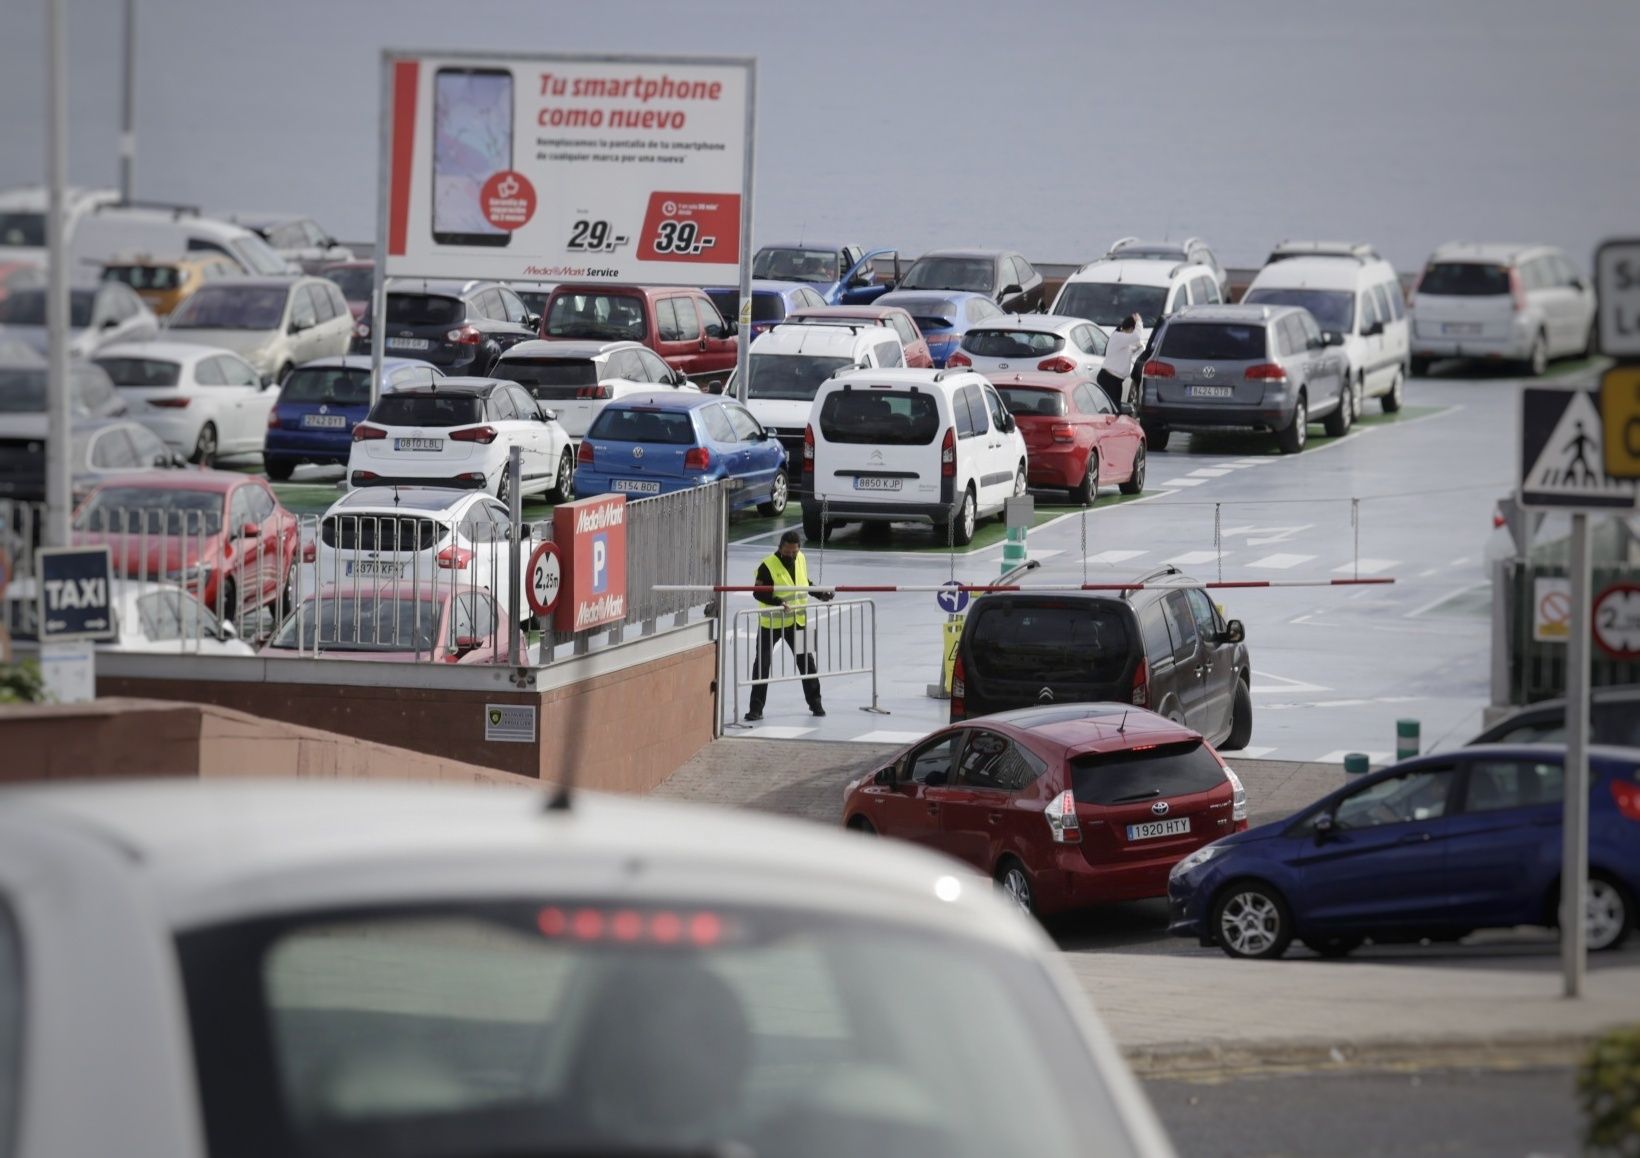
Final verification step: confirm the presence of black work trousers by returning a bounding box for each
[749,622,821,712]
[1096,369,1128,408]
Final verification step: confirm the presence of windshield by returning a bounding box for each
[492,358,598,390]
[232,234,291,275]
[753,247,840,284]
[177,902,1133,1158]
[74,486,224,535]
[900,257,995,294]
[386,294,464,327]
[545,292,647,341]
[280,365,372,405]
[0,212,46,248]
[746,354,854,401]
[0,367,47,412]
[168,285,289,330]
[1159,323,1268,360]
[0,288,95,328]
[817,389,939,445]
[997,387,1067,417]
[968,601,1133,682]
[103,264,179,291]
[1071,741,1225,805]
[268,595,443,652]
[323,266,374,301]
[94,357,182,388]
[1418,262,1511,297]
[1243,288,1354,333]
[962,329,1063,358]
[369,394,482,428]
[1054,282,1166,327]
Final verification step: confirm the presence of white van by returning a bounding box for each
[69,204,291,280]
[742,321,904,492]
[1243,254,1410,415]
[802,368,1027,546]
[1051,258,1220,348]
[0,186,119,265]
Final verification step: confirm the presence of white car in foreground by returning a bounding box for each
[347,377,575,504]
[93,341,274,465]
[948,313,1109,376]
[491,338,695,439]
[0,780,1175,1156]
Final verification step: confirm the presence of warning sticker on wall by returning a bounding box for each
[486,703,537,743]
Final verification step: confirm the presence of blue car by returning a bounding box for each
[574,392,789,515]
[263,356,441,479]
[1168,745,1640,958]
[751,243,900,306]
[873,290,1006,368]
[705,281,828,341]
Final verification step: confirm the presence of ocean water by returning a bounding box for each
[0,0,1635,271]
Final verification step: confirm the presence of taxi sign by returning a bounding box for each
[34,547,115,643]
[1600,365,1640,479]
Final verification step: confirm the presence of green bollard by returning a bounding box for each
[1343,752,1371,776]
[1396,719,1420,761]
[1001,526,1028,577]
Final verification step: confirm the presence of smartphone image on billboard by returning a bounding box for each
[432,66,514,248]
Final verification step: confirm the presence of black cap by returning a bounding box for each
[779,530,802,545]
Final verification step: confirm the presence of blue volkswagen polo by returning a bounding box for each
[1169,745,1640,958]
[573,392,788,516]
[263,356,441,479]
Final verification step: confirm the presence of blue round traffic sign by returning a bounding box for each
[936,580,969,614]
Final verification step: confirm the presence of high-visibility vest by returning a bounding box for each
[759,551,807,629]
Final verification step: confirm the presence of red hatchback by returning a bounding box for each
[784,304,934,368]
[842,704,1246,917]
[988,372,1146,505]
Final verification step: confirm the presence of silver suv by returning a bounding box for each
[1138,304,1349,455]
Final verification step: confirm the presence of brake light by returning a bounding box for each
[803,424,815,476]
[354,321,370,340]
[577,384,614,399]
[1045,790,1082,844]
[1611,777,1640,823]
[1050,422,1075,443]
[1223,764,1248,823]
[447,324,483,345]
[450,425,498,444]
[941,427,956,477]
[147,397,190,409]
[352,470,379,483]
[947,350,972,368]
[436,545,473,570]
[684,446,712,472]
[1508,267,1528,312]
[1131,657,1150,706]
[577,440,595,465]
[536,906,728,948]
[950,653,966,719]
[352,424,386,441]
[1038,355,1077,373]
[1493,509,1508,530]
[267,410,281,429]
[302,540,316,563]
[1245,363,1287,381]
[1143,360,1175,378]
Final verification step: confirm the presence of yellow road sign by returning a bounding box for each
[1602,365,1640,479]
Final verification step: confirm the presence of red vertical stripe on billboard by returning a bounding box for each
[387,59,420,257]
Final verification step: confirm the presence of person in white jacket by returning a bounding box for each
[1097,313,1144,407]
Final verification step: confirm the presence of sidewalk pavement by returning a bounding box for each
[657,737,1639,1076]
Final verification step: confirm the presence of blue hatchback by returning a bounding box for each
[1168,745,1640,958]
[574,392,788,515]
[704,280,827,341]
[874,290,1007,368]
[263,356,441,479]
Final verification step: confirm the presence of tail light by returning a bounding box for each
[352,470,379,483]
[803,424,815,476]
[941,427,956,477]
[1045,790,1082,844]
[1245,363,1287,381]
[947,350,972,368]
[1223,764,1248,823]
[354,321,370,340]
[1038,355,1077,373]
[148,397,190,409]
[301,541,316,563]
[1050,422,1075,443]
[267,410,281,429]
[1611,777,1640,823]
[1492,509,1507,530]
[1131,657,1150,706]
[447,325,483,345]
[352,423,387,442]
[684,446,712,472]
[950,653,966,719]
[1508,267,1528,312]
[1143,360,1175,378]
[577,440,595,464]
[450,425,498,444]
[577,384,614,399]
[436,545,473,570]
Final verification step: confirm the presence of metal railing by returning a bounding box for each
[726,596,885,727]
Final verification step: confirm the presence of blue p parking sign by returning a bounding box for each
[35,547,115,643]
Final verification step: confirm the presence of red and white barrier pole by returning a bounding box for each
[656,578,1395,594]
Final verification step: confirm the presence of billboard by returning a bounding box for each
[380,51,755,285]
[552,494,628,633]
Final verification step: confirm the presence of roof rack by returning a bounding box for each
[1265,240,1380,265]
[1122,563,1181,596]
[103,199,201,220]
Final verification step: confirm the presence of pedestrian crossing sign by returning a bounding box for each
[1519,385,1638,511]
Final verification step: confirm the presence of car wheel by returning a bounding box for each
[846,815,876,835]
[1410,356,1432,378]
[1587,874,1633,952]
[192,422,218,467]
[1323,384,1351,437]
[951,487,977,547]
[1301,935,1363,958]
[1071,451,1098,506]
[1276,395,1308,455]
[1012,465,1027,501]
[1213,881,1293,959]
[1223,678,1253,750]
[496,469,511,507]
[1119,445,1145,496]
[1142,422,1171,452]
[996,858,1035,917]
[1526,332,1548,377]
[758,469,789,517]
[1381,368,1404,414]
[548,448,575,504]
[264,457,295,481]
[802,509,830,544]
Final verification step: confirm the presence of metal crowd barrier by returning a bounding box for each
[726,596,885,726]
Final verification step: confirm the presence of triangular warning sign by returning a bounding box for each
[1524,390,1626,498]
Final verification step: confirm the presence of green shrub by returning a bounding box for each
[1581,1025,1640,1156]
[0,660,46,704]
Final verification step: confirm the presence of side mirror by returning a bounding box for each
[1221,618,1245,644]
[524,313,541,329]
[1001,283,1023,297]
[1361,320,1383,337]
[1570,277,1585,292]
[453,635,482,654]
[238,522,261,539]
[1313,812,1336,841]
[152,453,171,467]
[1321,330,1344,347]
[219,619,239,640]
[101,317,120,330]
[1001,413,1017,433]
[1119,402,1137,417]
[288,319,305,334]
[541,408,558,421]
[873,766,894,786]
[671,369,689,387]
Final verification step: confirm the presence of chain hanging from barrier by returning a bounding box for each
[1351,497,1360,581]
[947,506,956,583]
[818,495,828,583]
[1214,502,1223,584]
[1080,507,1088,587]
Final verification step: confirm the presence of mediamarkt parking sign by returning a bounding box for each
[552,494,628,633]
[381,51,754,284]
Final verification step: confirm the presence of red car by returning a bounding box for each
[842,705,1247,917]
[987,371,1146,505]
[72,471,300,625]
[261,583,504,663]
[784,304,934,367]
[538,283,738,390]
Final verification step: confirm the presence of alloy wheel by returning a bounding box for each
[1000,866,1032,915]
[1219,890,1283,956]
[1586,878,1629,951]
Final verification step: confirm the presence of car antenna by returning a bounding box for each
[1117,710,1128,734]
[392,485,401,507]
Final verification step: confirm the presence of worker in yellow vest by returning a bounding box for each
[747,530,833,721]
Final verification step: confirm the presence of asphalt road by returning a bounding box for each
[1145,1066,1583,1158]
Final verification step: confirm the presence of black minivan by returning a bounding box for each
[950,568,1253,750]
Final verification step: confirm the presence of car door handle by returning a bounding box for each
[987,812,1003,825]
[1398,832,1431,844]
[926,804,940,816]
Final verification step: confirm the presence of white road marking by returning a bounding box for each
[1405,583,1488,618]
[1231,457,1272,466]
[1418,567,1441,578]
[851,730,929,744]
[1165,550,1223,566]
[1159,476,1209,487]
[1314,750,1392,765]
[1231,746,1278,759]
[743,726,817,739]
[1085,549,1148,565]
[1330,558,1400,576]
[1247,553,1316,570]
[1026,549,1063,562]
[1250,672,1332,694]
[1449,556,1472,568]
[1188,467,1234,478]
[1220,524,1315,546]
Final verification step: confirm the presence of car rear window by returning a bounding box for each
[962,329,1064,358]
[103,264,179,291]
[1417,262,1511,297]
[267,595,444,653]
[369,394,482,428]
[493,357,600,395]
[1053,282,1167,328]
[94,357,182,388]
[280,366,372,405]
[1158,323,1267,360]
[385,294,465,327]
[587,406,696,444]
[0,368,47,413]
[997,387,1067,417]
[74,486,224,535]
[0,289,95,328]
[747,354,854,401]
[323,266,374,301]
[817,389,940,445]
[967,601,1133,683]
[168,286,287,330]
[1241,288,1354,334]
[545,292,648,341]
[1070,740,1226,806]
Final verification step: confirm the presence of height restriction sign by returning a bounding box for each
[1518,385,1638,512]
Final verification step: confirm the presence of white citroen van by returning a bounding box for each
[802,368,1026,546]
[1242,253,1409,416]
[69,204,292,279]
